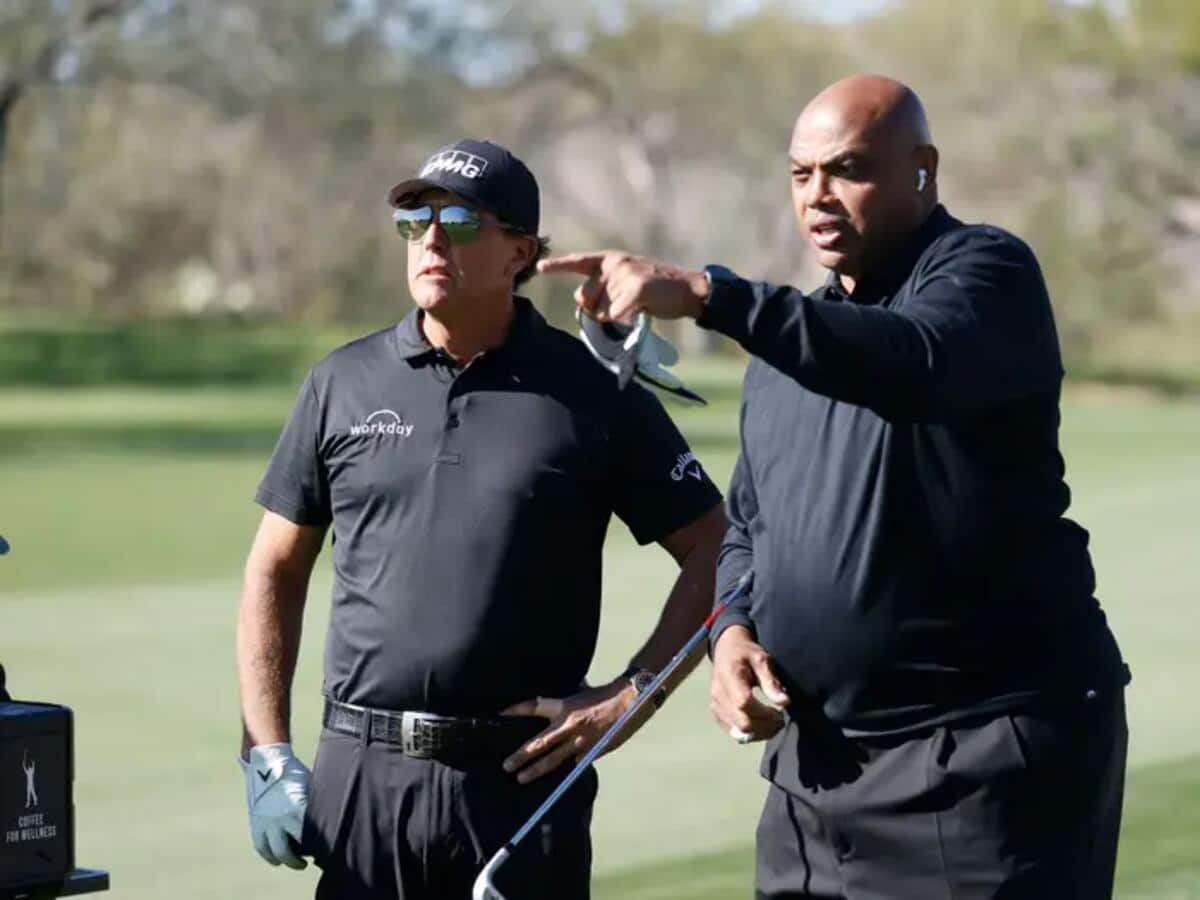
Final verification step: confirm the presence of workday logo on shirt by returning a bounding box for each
[349,409,414,438]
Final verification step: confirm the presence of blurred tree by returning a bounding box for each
[475,2,850,341]
[0,0,132,218]
[1128,0,1200,71]
[855,0,1199,366]
[0,0,498,319]
[0,0,1195,379]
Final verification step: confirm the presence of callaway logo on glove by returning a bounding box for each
[239,742,311,870]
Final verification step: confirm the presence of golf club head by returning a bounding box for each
[576,308,647,389]
[576,309,706,404]
[471,846,511,900]
[471,879,504,900]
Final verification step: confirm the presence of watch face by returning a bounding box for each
[632,670,656,695]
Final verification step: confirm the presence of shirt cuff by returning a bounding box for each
[254,485,332,528]
[696,270,752,342]
[707,612,755,659]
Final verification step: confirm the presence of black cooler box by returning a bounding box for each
[0,702,73,896]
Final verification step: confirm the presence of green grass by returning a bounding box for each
[1,363,1197,898]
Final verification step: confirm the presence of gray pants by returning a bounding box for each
[756,691,1127,899]
[303,728,596,900]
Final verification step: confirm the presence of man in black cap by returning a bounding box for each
[235,138,725,899]
[541,76,1130,899]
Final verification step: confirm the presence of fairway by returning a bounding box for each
[1,360,1198,898]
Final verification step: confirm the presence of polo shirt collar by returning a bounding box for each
[393,295,544,364]
[823,204,958,302]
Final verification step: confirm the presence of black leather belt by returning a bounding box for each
[322,698,543,761]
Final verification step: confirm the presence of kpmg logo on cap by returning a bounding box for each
[421,150,489,180]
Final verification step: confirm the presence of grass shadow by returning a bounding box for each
[0,424,285,459]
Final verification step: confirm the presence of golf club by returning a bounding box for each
[471,571,755,900]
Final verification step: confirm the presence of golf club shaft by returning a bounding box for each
[501,572,753,855]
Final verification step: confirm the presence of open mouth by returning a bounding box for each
[809,220,849,249]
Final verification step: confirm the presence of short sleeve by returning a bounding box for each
[607,384,722,545]
[255,370,332,527]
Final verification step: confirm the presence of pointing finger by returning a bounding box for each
[537,252,609,276]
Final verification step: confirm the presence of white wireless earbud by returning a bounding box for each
[916,168,929,192]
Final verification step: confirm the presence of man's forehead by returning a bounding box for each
[788,131,871,166]
[791,107,909,165]
[793,97,873,145]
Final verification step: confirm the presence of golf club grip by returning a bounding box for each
[502,573,753,852]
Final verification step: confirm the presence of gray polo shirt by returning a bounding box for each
[256,298,721,714]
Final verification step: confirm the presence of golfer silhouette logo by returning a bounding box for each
[22,749,38,809]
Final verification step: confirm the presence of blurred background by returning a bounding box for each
[1,0,1197,897]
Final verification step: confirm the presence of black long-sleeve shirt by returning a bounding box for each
[702,206,1126,735]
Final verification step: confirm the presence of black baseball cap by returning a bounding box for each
[387,139,540,235]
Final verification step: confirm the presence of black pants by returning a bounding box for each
[756,691,1128,899]
[302,727,597,900]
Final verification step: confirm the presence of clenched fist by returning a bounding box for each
[710,626,790,744]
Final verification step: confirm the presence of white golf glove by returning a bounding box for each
[239,742,311,870]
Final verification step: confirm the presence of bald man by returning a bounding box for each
[540,75,1130,898]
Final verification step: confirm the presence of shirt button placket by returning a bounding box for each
[447,391,468,432]
[437,383,465,465]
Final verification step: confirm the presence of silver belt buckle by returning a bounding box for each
[401,711,451,758]
[400,712,430,758]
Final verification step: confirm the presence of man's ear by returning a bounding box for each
[915,144,939,189]
[507,235,538,279]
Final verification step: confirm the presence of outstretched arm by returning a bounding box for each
[539,231,1061,419]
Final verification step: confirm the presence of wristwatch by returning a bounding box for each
[698,264,740,326]
[702,264,739,291]
[625,666,668,711]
